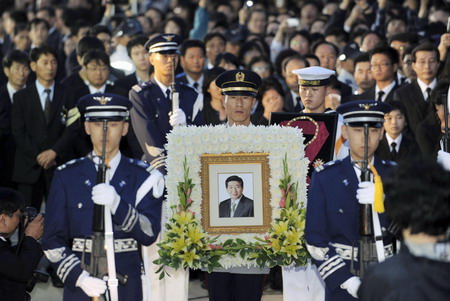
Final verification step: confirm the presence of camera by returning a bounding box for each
[25,270,49,296]
[286,18,300,28]
[22,207,38,222]
[246,1,254,7]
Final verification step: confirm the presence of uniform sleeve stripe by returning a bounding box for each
[318,254,341,274]
[321,262,346,280]
[57,254,80,282]
[121,204,138,232]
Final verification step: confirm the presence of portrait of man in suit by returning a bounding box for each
[219,175,254,218]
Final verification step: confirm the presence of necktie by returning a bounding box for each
[193,82,199,90]
[426,87,432,101]
[166,88,171,101]
[44,88,51,123]
[377,91,385,102]
[391,142,397,160]
[231,201,237,217]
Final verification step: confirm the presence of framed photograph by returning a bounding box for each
[164,125,309,268]
[200,153,272,234]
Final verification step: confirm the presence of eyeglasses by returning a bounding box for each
[252,66,270,72]
[414,59,438,67]
[370,63,391,70]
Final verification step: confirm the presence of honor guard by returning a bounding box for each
[129,33,204,173]
[293,66,349,160]
[305,100,395,300]
[41,93,164,300]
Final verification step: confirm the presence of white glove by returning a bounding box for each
[92,183,120,214]
[76,270,107,297]
[150,169,165,198]
[341,276,361,299]
[169,108,187,127]
[437,150,450,172]
[356,181,375,205]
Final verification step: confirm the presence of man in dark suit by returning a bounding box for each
[0,188,44,301]
[360,46,400,103]
[177,39,206,92]
[281,54,309,112]
[376,101,419,162]
[393,43,440,137]
[0,50,30,188]
[129,34,204,172]
[219,175,254,218]
[11,46,72,210]
[115,36,152,93]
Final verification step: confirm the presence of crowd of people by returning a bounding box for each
[0,0,450,300]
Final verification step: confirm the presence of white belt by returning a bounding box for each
[330,242,394,261]
[72,238,138,253]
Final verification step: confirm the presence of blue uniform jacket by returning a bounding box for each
[129,80,204,171]
[305,156,394,301]
[41,155,162,301]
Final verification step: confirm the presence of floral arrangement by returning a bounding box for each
[161,125,309,269]
[250,154,309,268]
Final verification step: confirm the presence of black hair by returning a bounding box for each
[387,100,407,117]
[304,54,320,66]
[70,19,91,37]
[8,10,28,25]
[163,16,187,39]
[225,175,244,188]
[83,49,110,67]
[312,40,339,57]
[214,52,239,69]
[204,32,226,46]
[13,23,28,36]
[353,53,370,66]
[369,46,399,65]
[76,36,105,58]
[238,40,267,65]
[411,42,440,62]
[384,158,450,236]
[288,30,311,48]
[126,35,148,57]
[37,6,56,18]
[89,24,111,38]
[28,18,50,31]
[0,188,25,216]
[202,66,226,96]
[388,32,418,45]
[30,46,57,62]
[282,54,309,74]
[3,50,30,68]
[256,78,285,102]
[180,39,206,57]
[274,49,298,75]
[248,56,272,73]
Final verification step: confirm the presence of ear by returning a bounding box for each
[341,124,349,140]
[0,214,6,225]
[122,122,129,136]
[30,61,37,72]
[392,63,398,72]
[84,121,91,135]
[221,95,226,107]
[3,67,9,78]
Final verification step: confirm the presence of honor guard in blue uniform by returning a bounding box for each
[129,34,204,173]
[41,93,164,301]
[305,100,395,301]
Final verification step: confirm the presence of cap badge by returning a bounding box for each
[163,34,175,41]
[93,96,113,105]
[359,103,376,111]
[236,72,245,82]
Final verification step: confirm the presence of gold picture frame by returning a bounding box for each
[200,153,272,234]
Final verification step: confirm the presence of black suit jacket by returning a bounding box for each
[416,112,441,157]
[219,195,254,218]
[114,73,138,94]
[11,83,72,184]
[0,85,15,187]
[359,83,399,103]
[375,135,420,162]
[393,80,433,137]
[0,237,43,301]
